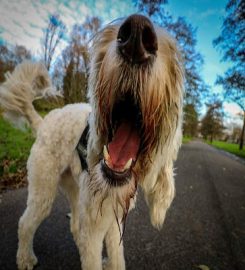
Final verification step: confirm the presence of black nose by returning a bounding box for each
[117,14,158,64]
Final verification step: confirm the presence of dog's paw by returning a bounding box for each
[17,251,38,270]
[102,257,126,270]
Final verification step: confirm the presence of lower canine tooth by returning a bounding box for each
[103,145,110,161]
[124,158,132,170]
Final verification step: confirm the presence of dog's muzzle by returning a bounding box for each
[100,15,159,186]
[101,94,142,186]
[117,14,158,64]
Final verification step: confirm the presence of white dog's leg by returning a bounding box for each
[143,162,175,229]
[59,168,80,244]
[17,184,58,270]
[77,223,105,270]
[76,194,116,270]
[104,221,125,270]
[17,145,60,270]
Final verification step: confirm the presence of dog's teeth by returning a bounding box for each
[124,158,132,170]
[103,145,110,161]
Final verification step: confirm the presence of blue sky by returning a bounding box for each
[0,0,242,127]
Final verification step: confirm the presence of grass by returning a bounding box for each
[0,117,34,164]
[0,99,61,191]
[0,115,34,190]
[182,136,192,144]
[207,140,245,159]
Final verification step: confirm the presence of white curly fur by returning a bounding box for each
[0,15,184,270]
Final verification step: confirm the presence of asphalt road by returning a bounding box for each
[0,141,244,270]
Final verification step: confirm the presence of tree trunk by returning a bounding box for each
[239,111,245,150]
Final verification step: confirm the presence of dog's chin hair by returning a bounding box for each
[88,164,137,236]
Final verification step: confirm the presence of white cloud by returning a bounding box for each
[79,3,89,16]
[0,0,50,53]
[223,102,243,130]
[224,102,243,117]
[0,0,134,55]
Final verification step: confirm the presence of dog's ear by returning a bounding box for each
[141,163,175,230]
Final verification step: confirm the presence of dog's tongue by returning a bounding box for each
[108,122,140,170]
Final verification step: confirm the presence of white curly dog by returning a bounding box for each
[0,14,184,270]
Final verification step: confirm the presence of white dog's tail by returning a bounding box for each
[0,61,56,134]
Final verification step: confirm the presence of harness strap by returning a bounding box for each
[76,122,89,171]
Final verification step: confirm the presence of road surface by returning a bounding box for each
[0,141,244,270]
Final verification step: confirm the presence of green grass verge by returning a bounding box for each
[0,117,34,161]
[182,136,192,144]
[0,116,34,177]
[0,103,59,191]
[207,140,245,159]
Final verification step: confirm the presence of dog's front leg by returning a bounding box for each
[104,221,126,270]
[77,226,104,270]
[77,204,111,270]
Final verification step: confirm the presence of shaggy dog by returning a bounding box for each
[0,14,184,270]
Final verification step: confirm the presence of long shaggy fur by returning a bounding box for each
[87,23,184,229]
[0,16,184,270]
[0,61,56,133]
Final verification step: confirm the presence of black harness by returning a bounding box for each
[76,123,89,171]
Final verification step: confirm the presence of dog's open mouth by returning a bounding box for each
[101,93,143,185]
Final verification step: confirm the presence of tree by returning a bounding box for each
[134,0,208,106]
[43,14,66,71]
[0,45,15,82]
[0,44,31,82]
[200,101,224,142]
[168,18,208,106]
[213,0,245,149]
[134,0,168,17]
[58,16,102,104]
[13,45,32,64]
[62,58,87,104]
[69,16,101,78]
[134,0,209,140]
[183,103,199,137]
[231,126,242,144]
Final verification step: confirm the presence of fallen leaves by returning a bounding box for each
[0,159,27,192]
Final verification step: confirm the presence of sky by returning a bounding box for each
[0,0,243,127]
